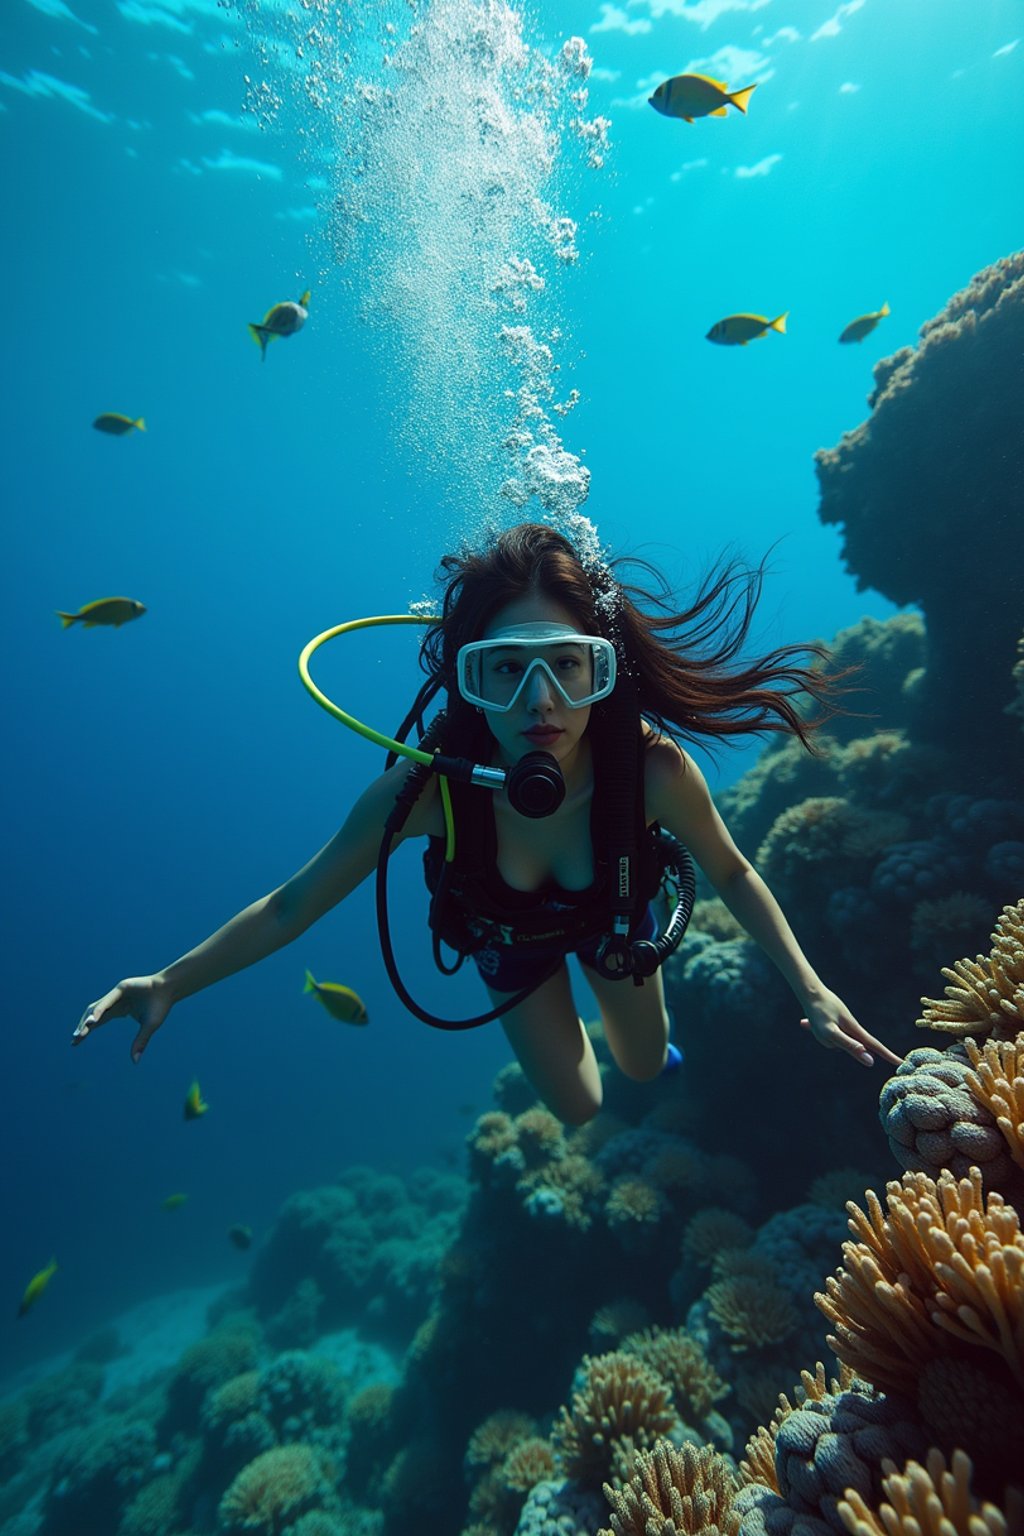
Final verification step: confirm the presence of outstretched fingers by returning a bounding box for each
[799,1013,904,1069]
[71,985,125,1045]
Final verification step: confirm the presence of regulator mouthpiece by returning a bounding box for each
[505,751,566,819]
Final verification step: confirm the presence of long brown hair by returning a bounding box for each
[421,522,847,755]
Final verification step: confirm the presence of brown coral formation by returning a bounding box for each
[597,1439,742,1536]
[962,1035,1024,1172]
[814,250,1024,746]
[917,899,1024,1041]
[705,1276,799,1353]
[837,1448,1024,1536]
[620,1327,730,1421]
[552,1351,676,1489]
[814,1167,1024,1479]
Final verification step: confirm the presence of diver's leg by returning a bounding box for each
[487,963,603,1126]
[578,961,670,1081]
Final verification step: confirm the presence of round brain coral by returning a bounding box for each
[218,1443,335,1534]
[553,1352,677,1489]
[878,1044,1018,1189]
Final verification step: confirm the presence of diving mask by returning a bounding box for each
[457,624,617,713]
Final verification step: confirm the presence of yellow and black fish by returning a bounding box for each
[649,73,756,123]
[839,301,890,344]
[303,969,368,1025]
[56,597,146,629]
[249,290,310,361]
[93,413,146,435]
[706,312,788,346]
[18,1259,57,1318]
[184,1080,209,1121]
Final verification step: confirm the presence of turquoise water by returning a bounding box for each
[2,0,1022,1529]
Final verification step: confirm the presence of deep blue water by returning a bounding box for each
[2,0,1021,1380]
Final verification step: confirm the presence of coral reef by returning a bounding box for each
[597,1440,742,1536]
[837,1448,1024,1536]
[916,900,1024,1042]
[552,1353,677,1489]
[814,1167,1024,1487]
[218,1443,337,1533]
[814,251,1024,755]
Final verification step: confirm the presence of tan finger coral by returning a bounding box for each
[597,1439,742,1536]
[917,899,1024,1042]
[963,1034,1024,1172]
[837,1447,1024,1536]
[620,1327,730,1421]
[553,1351,676,1490]
[815,1167,1024,1397]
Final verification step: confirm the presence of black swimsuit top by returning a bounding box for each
[427,788,600,914]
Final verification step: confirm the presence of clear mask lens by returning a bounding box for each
[458,628,616,713]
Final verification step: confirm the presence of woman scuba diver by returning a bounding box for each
[72,522,902,1124]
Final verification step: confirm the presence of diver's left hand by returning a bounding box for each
[798,989,904,1069]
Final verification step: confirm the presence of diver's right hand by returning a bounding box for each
[72,975,173,1063]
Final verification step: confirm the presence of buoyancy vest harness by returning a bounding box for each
[377,674,697,1031]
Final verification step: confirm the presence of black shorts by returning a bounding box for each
[472,903,660,993]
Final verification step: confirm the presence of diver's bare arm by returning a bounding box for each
[160,761,435,1005]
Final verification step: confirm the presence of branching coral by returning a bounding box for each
[837,1448,1024,1536]
[519,1151,604,1230]
[815,1168,1024,1422]
[605,1176,666,1246]
[620,1327,730,1421]
[705,1276,799,1353]
[218,1444,336,1534]
[962,1035,1024,1172]
[553,1351,676,1489]
[917,900,1024,1042]
[597,1439,742,1536]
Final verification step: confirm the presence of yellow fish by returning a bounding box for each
[707,312,788,346]
[18,1259,57,1318]
[839,301,890,344]
[93,413,146,435]
[249,289,310,361]
[303,969,368,1025]
[162,1193,188,1210]
[184,1080,209,1121]
[649,73,757,123]
[56,597,147,629]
